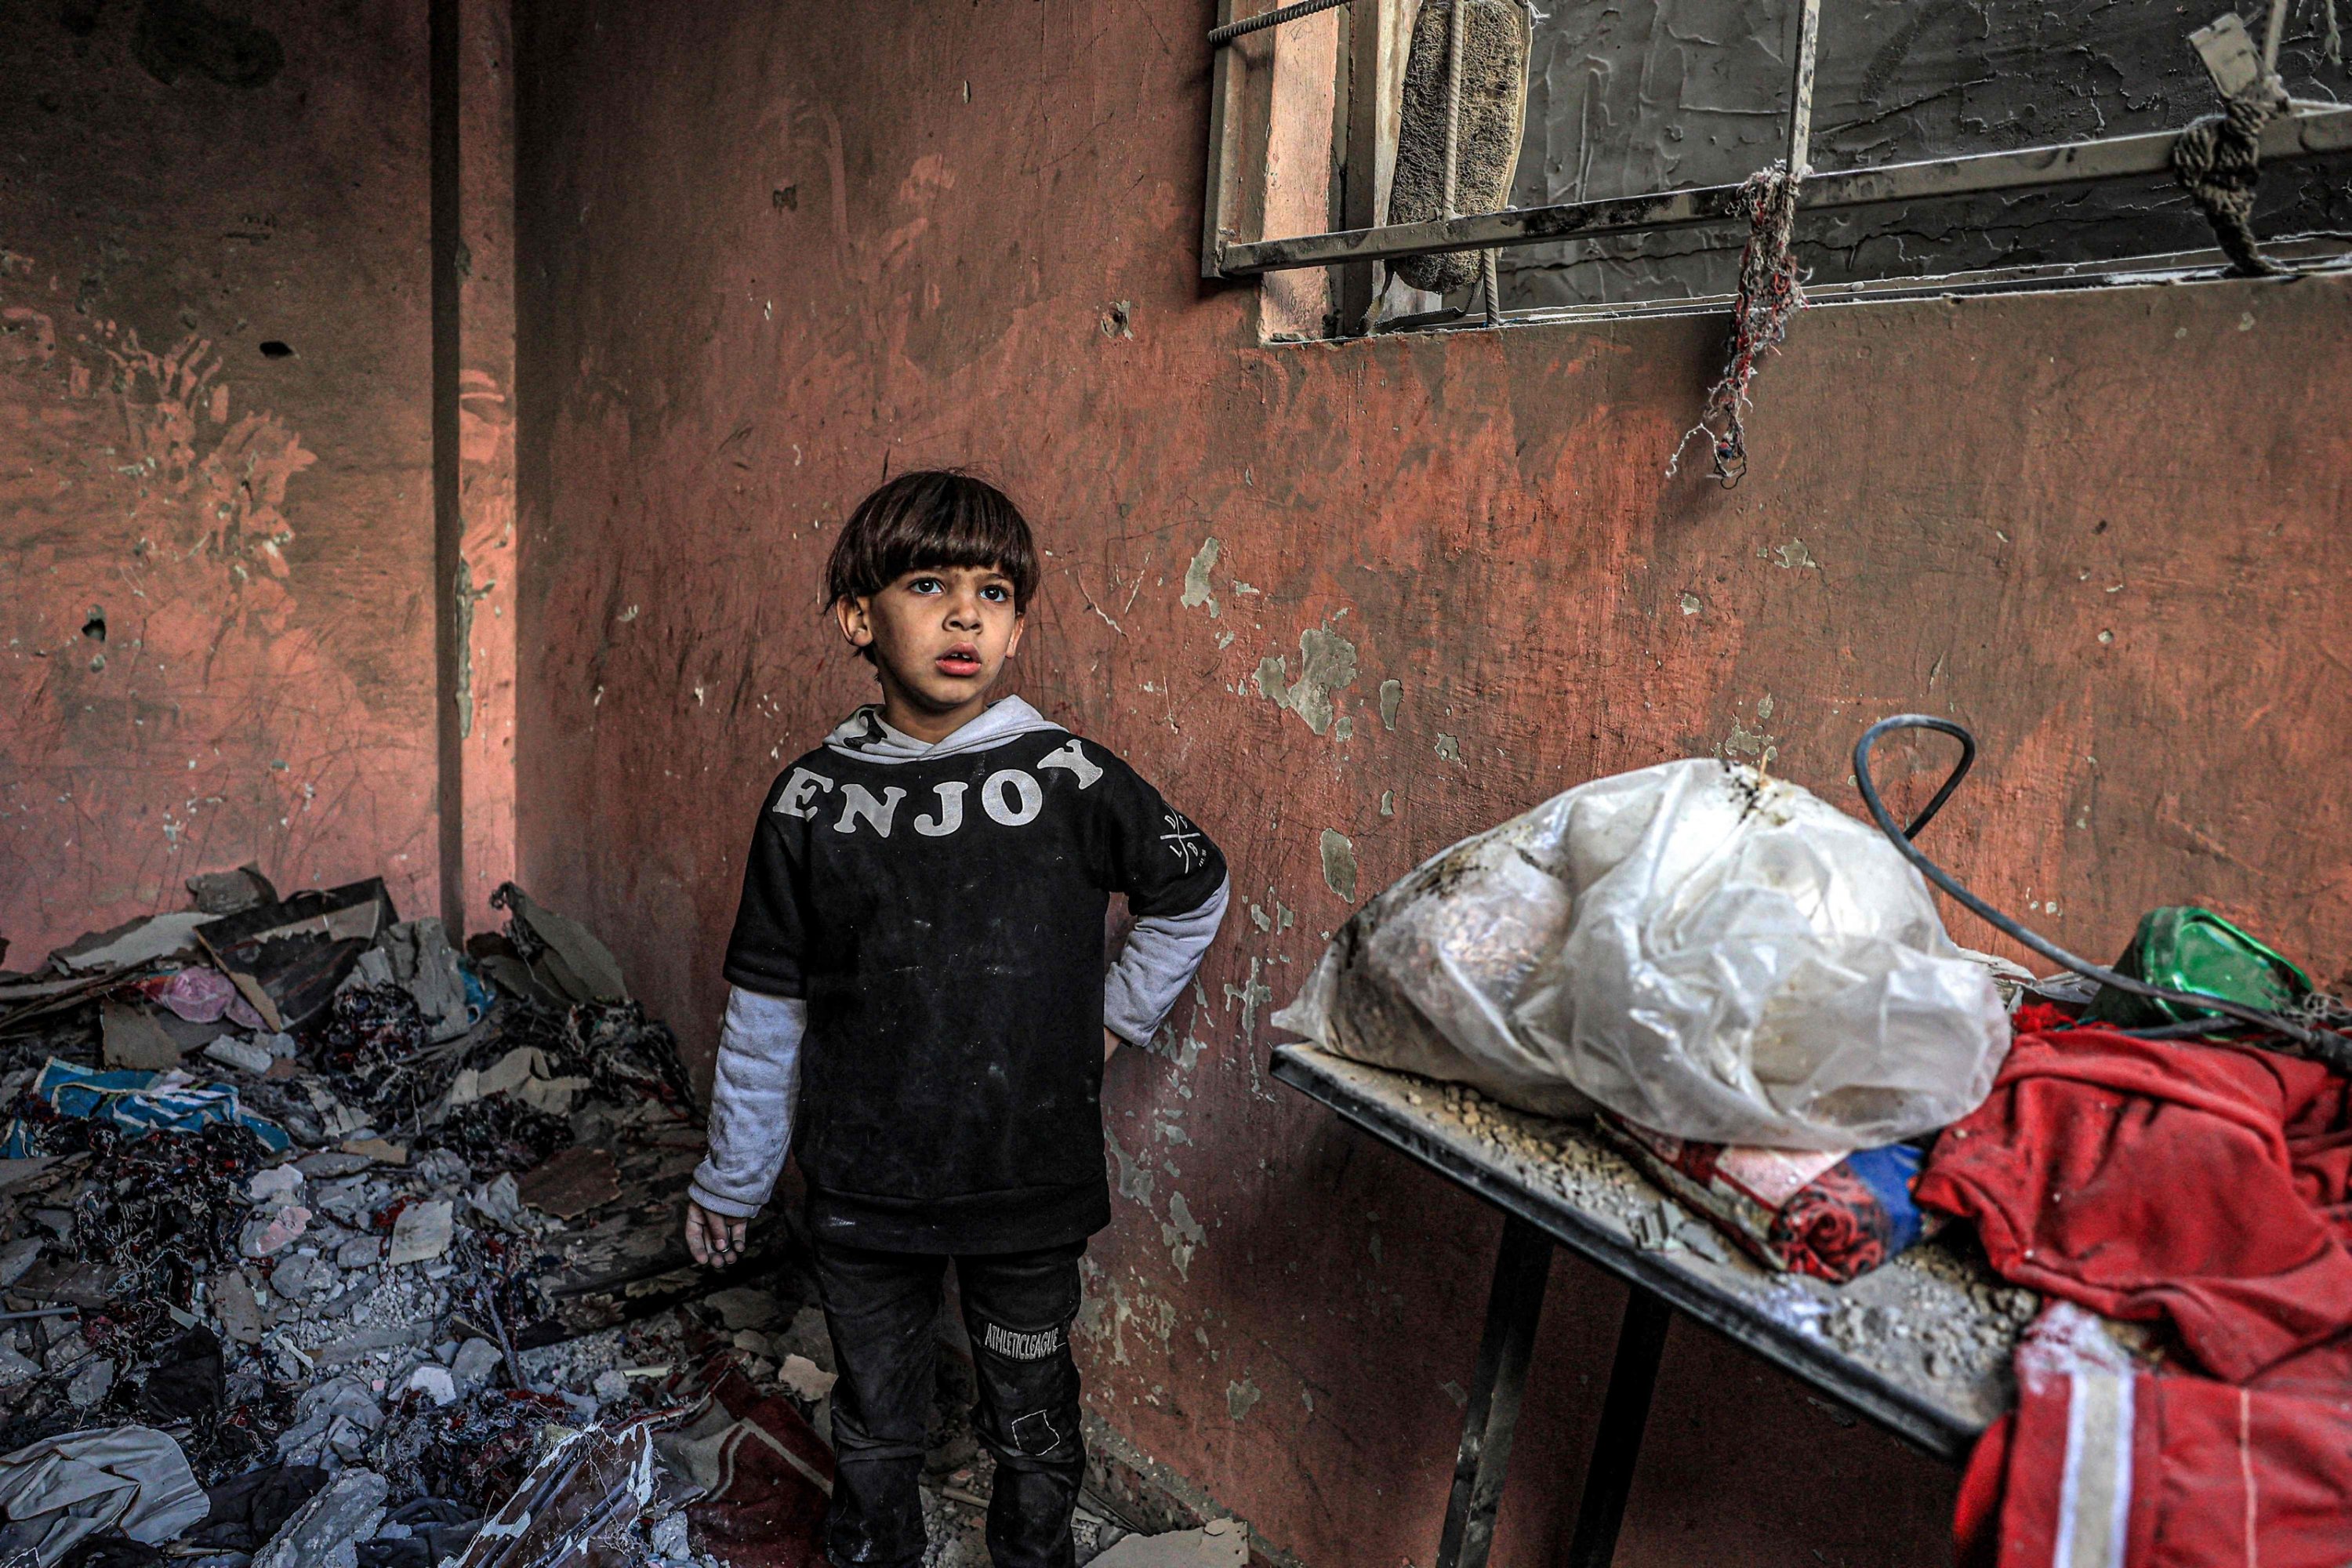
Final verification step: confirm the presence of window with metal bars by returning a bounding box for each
[1204,0,2352,337]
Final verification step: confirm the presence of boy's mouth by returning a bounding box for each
[936,644,982,679]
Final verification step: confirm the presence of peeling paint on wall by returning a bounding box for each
[1106,1126,1155,1208]
[1161,1191,1206,1280]
[1180,537,1221,618]
[1253,625,1359,737]
[1319,828,1357,902]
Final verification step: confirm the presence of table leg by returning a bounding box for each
[1434,1213,1554,1568]
[1562,1283,1674,1568]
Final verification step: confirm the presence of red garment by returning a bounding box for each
[664,1356,833,1566]
[1955,1357,2352,1567]
[1918,1023,2352,1381]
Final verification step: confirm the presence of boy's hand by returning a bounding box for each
[684,1200,747,1267]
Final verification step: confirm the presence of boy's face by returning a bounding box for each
[837,563,1025,729]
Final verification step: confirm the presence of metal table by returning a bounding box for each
[1269,1043,2018,1568]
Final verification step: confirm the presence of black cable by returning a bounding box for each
[1852,714,2352,1074]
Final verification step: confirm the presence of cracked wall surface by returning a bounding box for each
[1504,0,2352,307]
[0,1,440,959]
[512,2,2352,1565]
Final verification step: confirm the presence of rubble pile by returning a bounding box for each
[0,873,814,1568]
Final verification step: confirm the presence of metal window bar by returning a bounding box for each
[1202,0,2352,285]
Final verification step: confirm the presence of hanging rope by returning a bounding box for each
[2173,0,2307,277]
[1670,165,1806,488]
[2173,78,2292,276]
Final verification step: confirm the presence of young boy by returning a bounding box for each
[684,471,1229,1568]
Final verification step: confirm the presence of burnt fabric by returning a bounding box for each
[813,1239,1085,1568]
[190,1462,328,1551]
[1917,1022,2352,1381]
[724,720,1225,1254]
[1955,1359,2352,1568]
[1601,1118,1929,1282]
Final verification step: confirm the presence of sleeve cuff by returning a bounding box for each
[688,1181,763,1221]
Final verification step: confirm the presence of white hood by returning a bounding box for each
[822,695,1065,764]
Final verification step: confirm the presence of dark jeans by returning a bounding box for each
[811,1237,1087,1568]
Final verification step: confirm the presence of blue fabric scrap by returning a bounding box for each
[1842,1142,1926,1256]
[0,1058,292,1156]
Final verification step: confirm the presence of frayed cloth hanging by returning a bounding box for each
[1670,165,1805,488]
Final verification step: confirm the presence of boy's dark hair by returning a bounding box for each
[825,470,1040,621]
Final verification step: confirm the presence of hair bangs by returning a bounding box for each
[826,470,1040,613]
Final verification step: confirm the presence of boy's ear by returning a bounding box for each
[834,594,876,654]
[1004,607,1026,661]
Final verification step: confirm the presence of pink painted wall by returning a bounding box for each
[508,5,2352,1566]
[0,2,439,959]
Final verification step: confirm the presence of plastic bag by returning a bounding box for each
[1274,758,2010,1149]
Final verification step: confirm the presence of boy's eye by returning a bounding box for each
[981,584,1009,602]
[908,578,941,595]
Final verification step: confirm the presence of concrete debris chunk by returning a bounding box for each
[0,1346,39,1388]
[252,1463,387,1568]
[406,1363,459,1406]
[778,1353,838,1403]
[205,1034,278,1074]
[239,1205,311,1259]
[270,1254,338,1301]
[1090,1518,1252,1567]
[214,1269,265,1345]
[449,1338,503,1395]
[0,1240,40,1290]
[247,1164,306,1205]
[336,1236,383,1270]
[386,1200,454,1267]
[66,1356,115,1407]
[466,1173,528,1231]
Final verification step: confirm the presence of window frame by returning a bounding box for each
[1201,0,2352,322]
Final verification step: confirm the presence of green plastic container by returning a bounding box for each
[2085,906,2311,1029]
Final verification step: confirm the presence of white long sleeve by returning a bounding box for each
[1103,876,1230,1047]
[688,986,806,1219]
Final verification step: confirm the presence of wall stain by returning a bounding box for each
[132,0,284,88]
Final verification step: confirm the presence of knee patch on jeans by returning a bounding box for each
[1007,1406,1069,1458]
